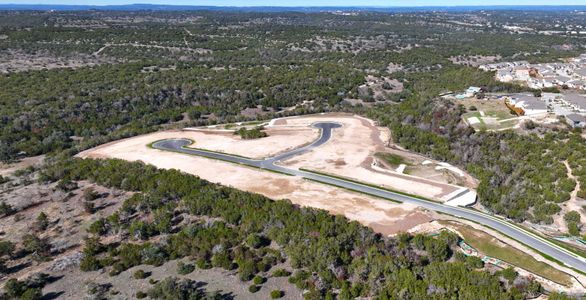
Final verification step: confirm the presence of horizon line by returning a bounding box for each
[1,3,586,8]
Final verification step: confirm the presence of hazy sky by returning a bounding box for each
[0,0,585,6]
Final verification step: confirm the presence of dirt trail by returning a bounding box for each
[92,44,109,56]
[554,161,586,233]
[90,42,211,56]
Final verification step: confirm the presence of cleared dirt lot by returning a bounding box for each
[277,114,467,202]
[78,114,444,235]
[77,113,479,234]
[81,142,429,236]
[84,126,318,160]
[0,155,44,176]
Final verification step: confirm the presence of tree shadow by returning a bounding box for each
[6,261,31,274]
[40,291,64,300]
[212,291,235,300]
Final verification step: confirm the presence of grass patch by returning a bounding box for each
[445,221,573,286]
[485,110,514,120]
[374,152,407,167]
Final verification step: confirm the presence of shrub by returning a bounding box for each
[148,277,210,299]
[196,258,211,269]
[19,287,42,300]
[83,188,99,201]
[177,261,195,275]
[270,290,284,299]
[88,218,107,235]
[568,222,581,236]
[238,259,257,281]
[465,256,484,269]
[234,127,268,139]
[564,211,581,224]
[272,268,291,277]
[33,212,49,231]
[3,278,42,300]
[501,267,517,284]
[134,269,150,279]
[80,255,101,272]
[288,270,310,288]
[253,275,265,285]
[246,234,269,249]
[4,278,26,298]
[248,284,260,293]
[56,179,78,192]
[0,240,15,257]
[22,234,50,259]
[211,252,234,270]
[85,281,111,298]
[0,201,15,217]
[136,291,147,299]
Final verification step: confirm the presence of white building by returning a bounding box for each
[507,94,548,117]
[565,114,586,128]
[514,66,531,81]
[496,70,513,82]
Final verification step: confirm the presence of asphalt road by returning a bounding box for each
[152,122,586,273]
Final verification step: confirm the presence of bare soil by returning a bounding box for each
[0,178,130,290]
[43,258,302,300]
[0,155,45,177]
[0,49,120,73]
[77,114,440,236]
[278,114,467,202]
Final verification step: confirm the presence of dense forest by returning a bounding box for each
[35,157,540,299]
[0,9,584,165]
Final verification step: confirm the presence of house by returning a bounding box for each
[575,67,586,78]
[506,94,548,117]
[565,114,586,128]
[455,86,482,99]
[514,66,531,80]
[553,76,572,86]
[496,70,513,82]
[466,86,482,96]
[562,94,586,113]
[542,93,563,104]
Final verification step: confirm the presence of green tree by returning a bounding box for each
[33,212,49,232]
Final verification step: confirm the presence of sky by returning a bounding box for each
[0,0,585,6]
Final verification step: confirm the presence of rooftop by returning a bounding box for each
[566,113,586,123]
[512,94,547,110]
[563,94,586,108]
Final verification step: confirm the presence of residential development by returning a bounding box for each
[480,54,586,90]
[457,54,586,131]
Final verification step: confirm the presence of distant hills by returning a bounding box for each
[0,4,585,12]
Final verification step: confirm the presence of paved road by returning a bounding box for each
[152,122,586,274]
